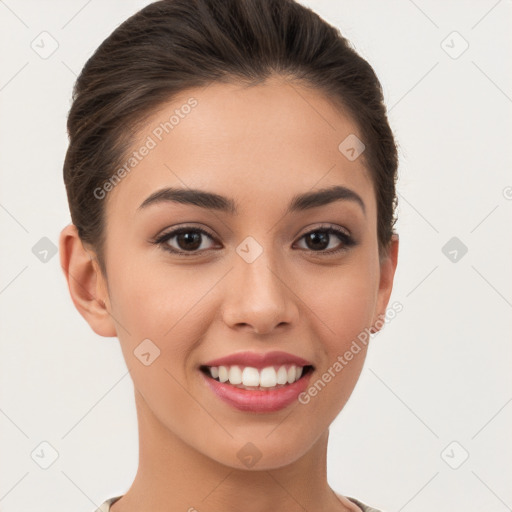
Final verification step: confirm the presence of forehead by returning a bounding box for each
[105,77,375,219]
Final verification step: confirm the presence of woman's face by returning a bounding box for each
[90,77,398,469]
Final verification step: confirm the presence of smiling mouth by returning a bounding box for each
[199,364,314,391]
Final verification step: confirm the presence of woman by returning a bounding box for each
[59,0,399,510]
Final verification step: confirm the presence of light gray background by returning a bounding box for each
[0,1,511,511]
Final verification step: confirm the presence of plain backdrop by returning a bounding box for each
[0,1,511,511]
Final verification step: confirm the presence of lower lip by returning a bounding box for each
[201,369,313,413]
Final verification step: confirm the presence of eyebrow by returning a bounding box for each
[137,184,366,217]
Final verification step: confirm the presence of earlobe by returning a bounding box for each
[370,233,399,334]
[59,224,117,338]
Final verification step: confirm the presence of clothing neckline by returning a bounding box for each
[99,493,371,511]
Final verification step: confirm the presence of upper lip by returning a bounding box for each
[201,350,314,370]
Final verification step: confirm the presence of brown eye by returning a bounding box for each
[155,227,218,255]
[295,226,356,255]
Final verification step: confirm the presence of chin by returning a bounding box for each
[199,426,323,471]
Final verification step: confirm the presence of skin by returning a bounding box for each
[60,75,398,512]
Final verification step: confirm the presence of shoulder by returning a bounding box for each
[92,496,123,512]
[336,492,386,512]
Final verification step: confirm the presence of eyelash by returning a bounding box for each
[153,224,356,258]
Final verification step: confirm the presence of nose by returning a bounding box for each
[221,250,299,335]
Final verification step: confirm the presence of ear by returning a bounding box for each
[59,224,117,337]
[370,233,399,334]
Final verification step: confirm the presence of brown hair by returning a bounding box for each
[63,0,398,276]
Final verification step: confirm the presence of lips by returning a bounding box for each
[199,350,315,412]
[201,350,314,369]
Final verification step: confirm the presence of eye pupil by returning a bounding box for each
[177,231,202,251]
[306,231,329,250]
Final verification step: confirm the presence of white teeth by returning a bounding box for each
[206,364,307,388]
[218,366,229,383]
[228,365,243,385]
[287,366,296,384]
[276,365,288,384]
[242,367,260,387]
[259,367,277,387]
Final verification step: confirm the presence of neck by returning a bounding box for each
[111,389,354,512]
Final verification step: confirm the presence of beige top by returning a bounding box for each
[95,494,384,511]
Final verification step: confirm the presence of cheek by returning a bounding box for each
[303,262,377,350]
[108,262,215,428]
[108,259,219,365]
[293,263,376,418]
